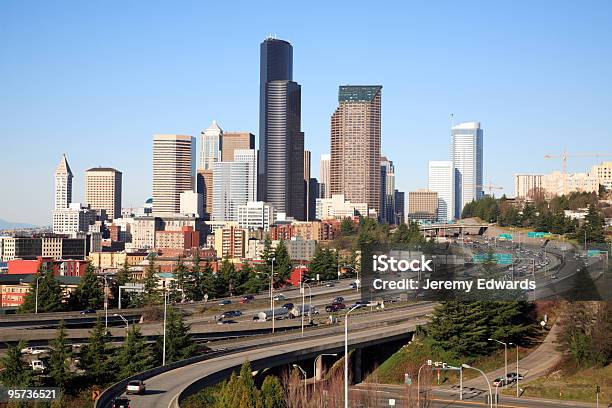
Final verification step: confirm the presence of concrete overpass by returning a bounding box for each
[419,222,492,236]
[95,304,434,408]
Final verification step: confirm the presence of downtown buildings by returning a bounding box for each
[85,167,122,220]
[428,160,455,222]
[452,121,484,219]
[330,85,382,218]
[258,37,305,220]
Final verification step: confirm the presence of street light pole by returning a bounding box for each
[292,364,308,401]
[462,364,492,408]
[488,338,508,385]
[271,257,275,334]
[162,288,167,365]
[103,275,109,329]
[344,305,360,408]
[113,313,129,330]
[301,282,305,338]
[417,361,429,408]
[313,353,337,396]
[509,342,519,397]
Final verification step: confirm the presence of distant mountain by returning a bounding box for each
[0,218,39,230]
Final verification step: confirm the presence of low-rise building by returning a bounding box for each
[315,194,369,220]
[155,226,200,250]
[237,201,275,231]
[214,223,247,259]
[408,190,438,222]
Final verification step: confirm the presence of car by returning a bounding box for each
[243,295,255,301]
[325,282,335,287]
[112,397,131,408]
[348,283,357,289]
[80,308,96,314]
[493,377,510,387]
[239,298,251,304]
[221,310,242,318]
[282,302,294,309]
[218,300,232,305]
[126,380,146,395]
[325,304,342,313]
[506,372,524,381]
[21,346,47,355]
[273,294,286,301]
[333,296,345,303]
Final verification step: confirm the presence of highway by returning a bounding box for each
[96,302,435,407]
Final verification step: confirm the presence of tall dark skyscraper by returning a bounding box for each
[258,37,305,220]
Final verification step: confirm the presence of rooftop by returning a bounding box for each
[86,167,121,173]
[338,85,382,102]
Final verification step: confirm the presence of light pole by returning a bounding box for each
[292,364,308,400]
[462,364,492,408]
[509,342,519,397]
[488,338,508,385]
[344,304,360,408]
[313,353,337,396]
[303,282,312,322]
[417,361,429,408]
[113,313,129,330]
[270,257,275,334]
[34,276,40,314]
[162,288,168,365]
[102,275,109,329]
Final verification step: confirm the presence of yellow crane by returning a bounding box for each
[544,149,612,195]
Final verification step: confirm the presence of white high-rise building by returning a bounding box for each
[212,161,249,222]
[199,120,222,171]
[234,149,258,202]
[452,122,483,219]
[54,154,73,210]
[152,134,196,215]
[428,160,455,222]
[514,174,544,198]
[52,203,95,235]
[237,201,275,231]
[319,154,331,198]
[179,190,203,217]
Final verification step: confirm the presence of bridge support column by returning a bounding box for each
[352,348,362,384]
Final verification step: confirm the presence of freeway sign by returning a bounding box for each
[527,231,551,238]
[498,233,513,241]
[473,253,513,265]
[587,249,603,257]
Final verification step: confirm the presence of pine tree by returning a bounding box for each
[260,375,285,408]
[81,317,113,384]
[142,255,161,305]
[19,264,64,313]
[117,325,154,378]
[235,360,259,408]
[273,240,292,284]
[48,320,72,390]
[154,306,197,364]
[114,257,132,307]
[0,340,32,387]
[70,263,104,310]
[340,217,354,235]
[216,372,240,408]
[189,251,204,301]
[199,261,216,299]
[171,257,190,303]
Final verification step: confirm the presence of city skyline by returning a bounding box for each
[2,1,611,225]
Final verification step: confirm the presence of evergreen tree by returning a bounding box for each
[189,251,204,301]
[142,255,161,305]
[340,217,354,235]
[48,320,72,390]
[113,257,133,308]
[273,240,292,284]
[199,261,216,299]
[170,257,190,303]
[0,340,32,387]
[215,257,233,297]
[69,264,104,310]
[216,372,240,408]
[117,325,154,378]
[260,375,285,408]
[235,360,259,408]
[81,317,113,384]
[154,306,197,364]
[19,264,64,313]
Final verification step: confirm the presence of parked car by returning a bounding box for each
[112,397,130,408]
[221,310,242,318]
[282,302,294,309]
[126,380,146,395]
[218,300,232,305]
[80,308,96,314]
[273,294,286,301]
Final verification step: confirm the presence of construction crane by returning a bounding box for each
[463,181,504,198]
[544,149,612,195]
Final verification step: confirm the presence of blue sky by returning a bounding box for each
[1,0,611,225]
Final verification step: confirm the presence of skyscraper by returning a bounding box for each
[54,154,73,210]
[319,154,330,198]
[234,149,258,202]
[221,132,255,162]
[428,160,455,222]
[330,85,382,216]
[258,37,305,220]
[212,161,249,222]
[85,167,122,220]
[380,156,395,224]
[153,134,196,215]
[199,120,222,171]
[304,150,311,220]
[394,190,405,224]
[196,169,213,219]
[452,122,483,219]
